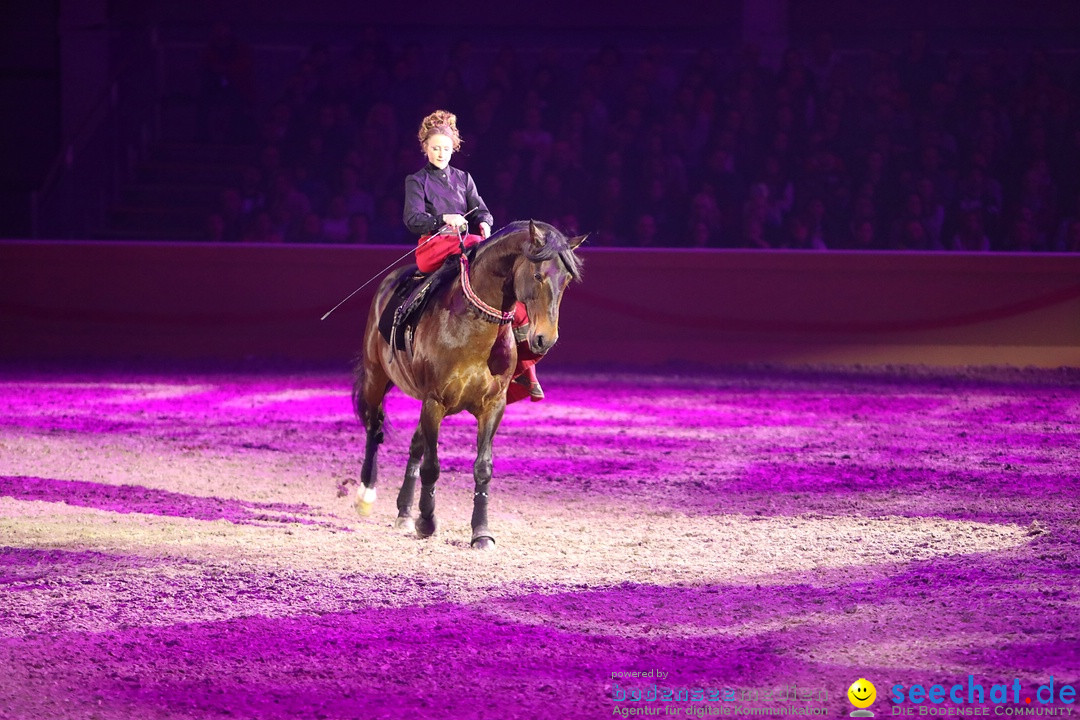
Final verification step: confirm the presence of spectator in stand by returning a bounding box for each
[888,192,932,250]
[590,174,628,246]
[1053,190,1080,251]
[894,217,932,251]
[1017,158,1056,243]
[688,185,723,246]
[345,212,372,244]
[291,212,326,244]
[742,183,780,249]
[241,211,284,243]
[807,31,840,96]
[847,218,879,250]
[533,172,566,226]
[554,212,582,239]
[546,139,588,205]
[1058,219,1080,253]
[697,144,745,242]
[637,176,680,243]
[237,167,266,218]
[782,212,813,250]
[760,155,794,227]
[321,195,351,243]
[689,220,716,248]
[914,176,947,248]
[1053,127,1080,211]
[954,153,1004,243]
[803,196,831,249]
[344,41,391,121]
[217,188,245,243]
[639,130,689,210]
[293,163,330,217]
[896,30,941,109]
[267,170,312,242]
[631,213,660,247]
[340,165,375,222]
[1006,206,1047,252]
[205,212,226,242]
[912,142,956,211]
[371,194,411,244]
[510,104,555,185]
[845,191,881,249]
[950,209,991,251]
[260,102,294,148]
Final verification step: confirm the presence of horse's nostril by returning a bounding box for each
[534,334,557,352]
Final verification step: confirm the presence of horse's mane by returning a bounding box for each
[477,220,584,280]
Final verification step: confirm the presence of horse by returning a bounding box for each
[351,220,585,549]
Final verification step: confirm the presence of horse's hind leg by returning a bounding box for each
[394,425,424,532]
[354,360,389,517]
[415,398,446,538]
[470,402,506,550]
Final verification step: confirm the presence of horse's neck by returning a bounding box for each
[467,238,519,311]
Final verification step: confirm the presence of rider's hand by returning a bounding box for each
[442,213,468,231]
[479,222,491,239]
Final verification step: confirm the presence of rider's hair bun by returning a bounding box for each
[418,110,462,151]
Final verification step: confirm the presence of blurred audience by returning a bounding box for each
[200,26,1080,251]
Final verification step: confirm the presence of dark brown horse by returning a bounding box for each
[352,220,584,549]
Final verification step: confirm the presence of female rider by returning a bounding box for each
[403,110,544,401]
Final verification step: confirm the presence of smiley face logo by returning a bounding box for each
[848,679,877,714]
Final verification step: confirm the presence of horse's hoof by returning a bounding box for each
[356,486,377,517]
[395,516,416,533]
[415,515,437,538]
[471,535,496,550]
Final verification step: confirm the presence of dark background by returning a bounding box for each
[1,0,1078,238]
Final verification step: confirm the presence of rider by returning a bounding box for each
[402,109,544,401]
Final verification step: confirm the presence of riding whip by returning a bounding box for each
[319,207,478,321]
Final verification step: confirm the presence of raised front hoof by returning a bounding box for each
[395,515,416,533]
[415,515,437,538]
[470,534,496,551]
[355,486,377,517]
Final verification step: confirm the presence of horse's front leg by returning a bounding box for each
[470,401,506,550]
[394,426,424,532]
[415,398,446,538]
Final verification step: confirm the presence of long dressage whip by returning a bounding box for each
[319,207,478,321]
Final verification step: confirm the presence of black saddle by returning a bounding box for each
[377,254,461,354]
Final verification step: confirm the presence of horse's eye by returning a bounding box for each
[533,272,543,281]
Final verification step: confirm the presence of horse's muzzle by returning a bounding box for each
[529,332,558,355]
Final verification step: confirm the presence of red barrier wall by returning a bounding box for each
[2,241,1079,369]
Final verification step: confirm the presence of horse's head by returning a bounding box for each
[513,220,585,356]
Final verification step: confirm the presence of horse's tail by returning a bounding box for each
[351,353,386,442]
[351,353,370,427]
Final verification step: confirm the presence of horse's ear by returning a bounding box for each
[569,233,588,250]
[528,219,545,248]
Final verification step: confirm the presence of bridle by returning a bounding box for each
[458,252,515,324]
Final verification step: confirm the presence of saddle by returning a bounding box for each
[378,253,463,356]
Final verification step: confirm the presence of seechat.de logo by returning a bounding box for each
[849,678,878,717]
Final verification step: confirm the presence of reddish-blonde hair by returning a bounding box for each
[418,110,462,151]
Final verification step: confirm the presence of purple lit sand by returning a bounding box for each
[0,368,1077,718]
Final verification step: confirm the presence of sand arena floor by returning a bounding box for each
[0,366,1078,719]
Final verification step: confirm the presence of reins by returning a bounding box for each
[458,253,514,324]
